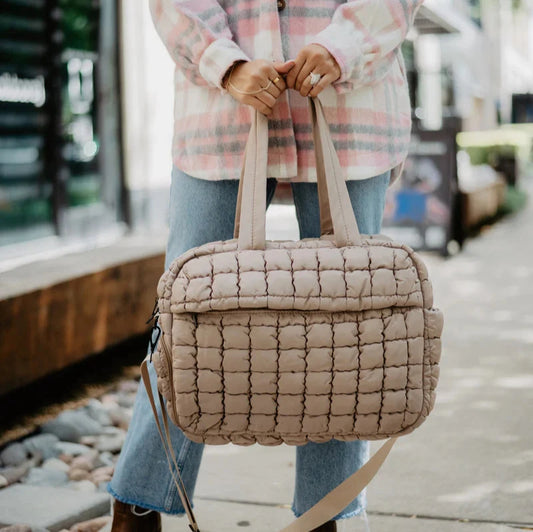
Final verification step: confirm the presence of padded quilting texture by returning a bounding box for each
[153,236,443,445]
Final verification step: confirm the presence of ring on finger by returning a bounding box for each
[309,72,321,86]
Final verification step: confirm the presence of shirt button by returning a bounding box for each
[277,0,286,11]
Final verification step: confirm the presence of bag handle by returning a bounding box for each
[234,97,362,250]
[142,338,397,532]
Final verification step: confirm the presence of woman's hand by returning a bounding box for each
[285,44,341,98]
[223,59,295,118]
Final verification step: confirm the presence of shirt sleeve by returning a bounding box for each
[148,0,251,92]
[308,0,424,95]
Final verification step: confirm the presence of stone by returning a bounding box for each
[22,434,60,460]
[67,480,97,493]
[69,515,111,532]
[90,466,113,485]
[96,482,109,493]
[54,442,92,457]
[41,411,103,443]
[79,437,97,447]
[116,393,135,409]
[22,467,68,487]
[58,454,73,465]
[68,468,90,482]
[0,461,34,487]
[90,466,113,478]
[70,451,99,472]
[107,407,131,430]
[85,400,112,427]
[99,393,118,407]
[0,443,28,468]
[118,380,138,394]
[0,525,48,532]
[94,433,125,454]
[42,458,70,474]
[95,453,114,468]
[99,427,123,437]
[0,484,110,529]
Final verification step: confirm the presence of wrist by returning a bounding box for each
[222,60,247,90]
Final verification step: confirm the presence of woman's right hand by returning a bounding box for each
[223,59,295,118]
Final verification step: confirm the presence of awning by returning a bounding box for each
[415,4,463,34]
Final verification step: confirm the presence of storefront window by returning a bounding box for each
[0,1,54,245]
[0,0,122,249]
[61,0,101,209]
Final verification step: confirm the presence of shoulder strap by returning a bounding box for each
[141,355,397,532]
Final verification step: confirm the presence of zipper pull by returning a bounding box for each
[146,297,162,362]
[146,297,159,325]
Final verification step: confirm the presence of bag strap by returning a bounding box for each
[141,345,397,532]
[234,97,362,250]
[140,358,200,532]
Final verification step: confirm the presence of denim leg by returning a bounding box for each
[108,167,277,513]
[290,170,391,520]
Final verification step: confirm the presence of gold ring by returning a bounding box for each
[272,76,280,84]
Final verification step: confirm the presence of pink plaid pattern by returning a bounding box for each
[148,0,424,184]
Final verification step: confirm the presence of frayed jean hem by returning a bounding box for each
[291,502,366,521]
[107,484,188,517]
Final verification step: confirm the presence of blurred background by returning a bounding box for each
[0,0,532,531]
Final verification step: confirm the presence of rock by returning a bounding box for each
[70,451,99,472]
[116,393,135,409]
[0,461,33,487]
[99,393,118,406]
[96,452,114,468]
[54,442,92,457]
[22,434,60,460]
[118,380,138,394]
[68,468,90,481]
[0,443,29,467]
[91,466,114,477]
[42,458,70,473]
[41,411,104,443]
[107,406,131,430]
[67,480,97,493]
[69,515,111,532]
[0,452,43,488]
[58,453,74,464]
[0,484,111,530]
[0,526,48,532]
[22,467,68,487]
[94,433,125,454]
[96,481,109,493]
[100,426,124,436]
[90,466,114,485]
[85,400,112,427]
[79,436,97,447]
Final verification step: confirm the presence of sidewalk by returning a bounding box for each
[2,180,531,531]
[161,179,533,531]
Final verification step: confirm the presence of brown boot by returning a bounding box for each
[110,499,162,532]
[311,521,337,532]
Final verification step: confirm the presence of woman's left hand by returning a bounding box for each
[284,44,341,97]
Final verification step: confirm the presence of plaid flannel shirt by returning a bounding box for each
[148,0,424,184]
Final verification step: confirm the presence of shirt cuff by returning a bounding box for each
[308,24,364,85]
[199,38,252,92]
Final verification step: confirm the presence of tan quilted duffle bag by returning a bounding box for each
[141,97,443,532]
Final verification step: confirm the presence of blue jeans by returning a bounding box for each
[108,166,391,520]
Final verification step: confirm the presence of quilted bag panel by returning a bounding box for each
[153,237,444,445]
